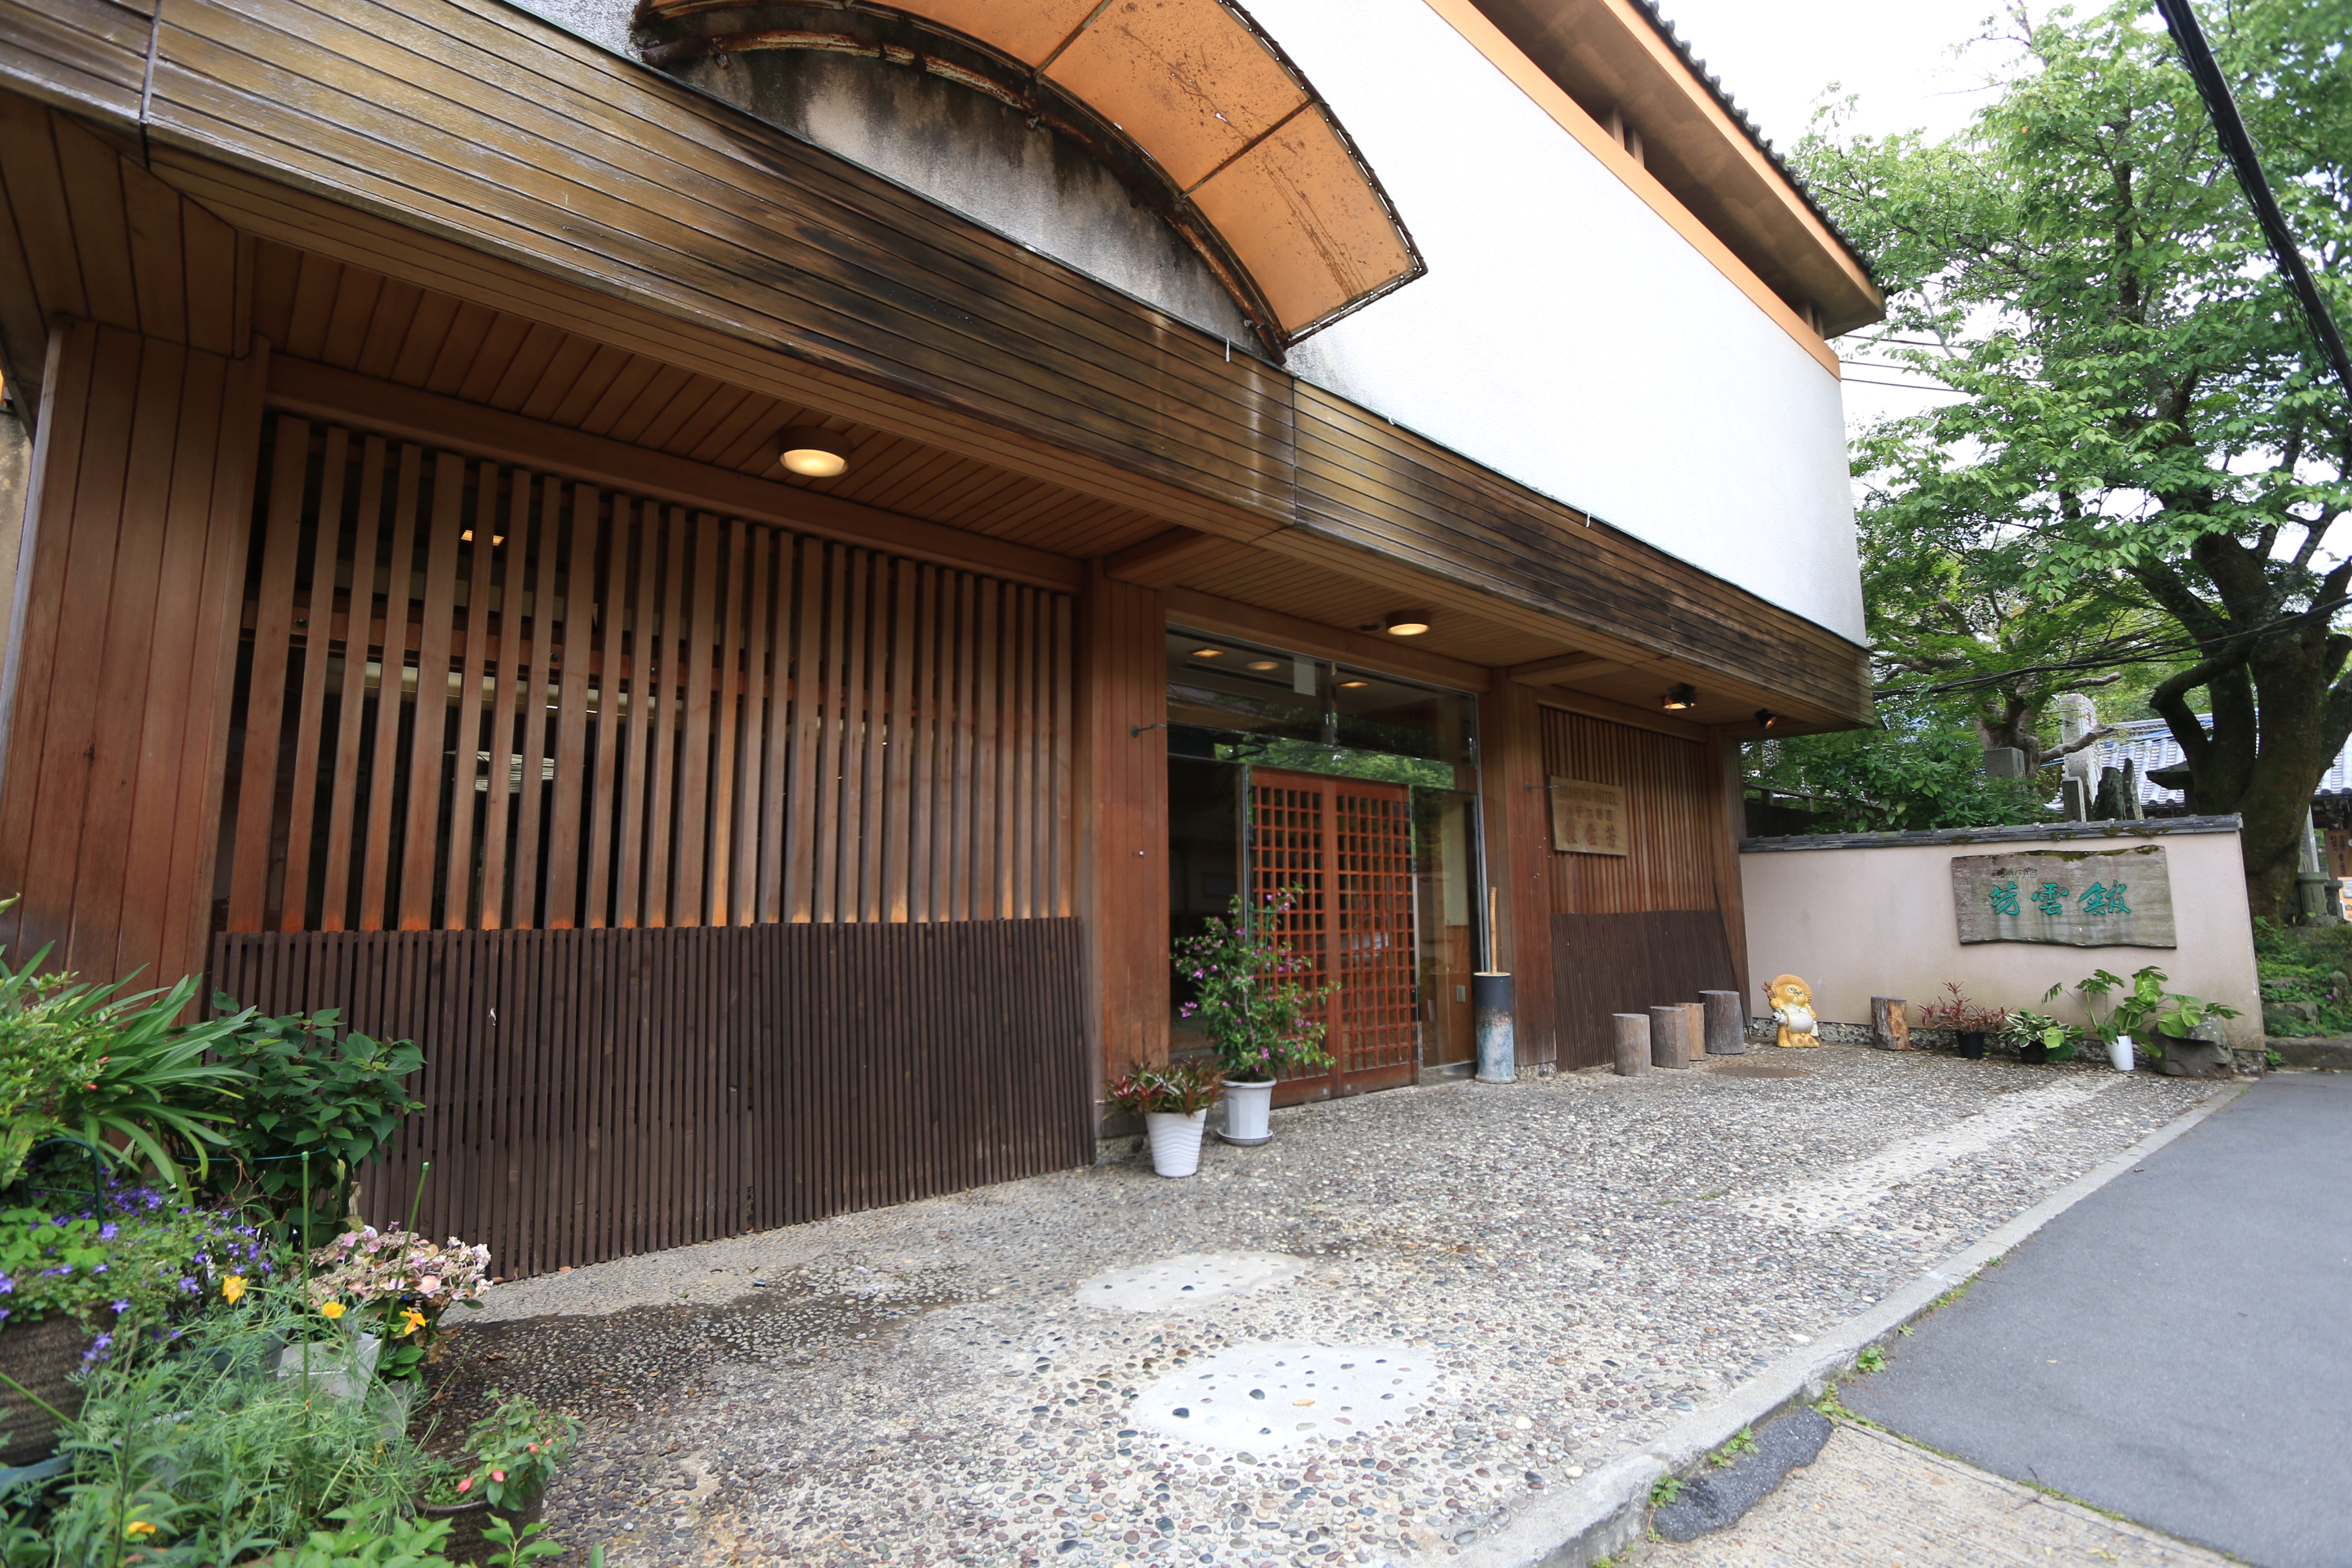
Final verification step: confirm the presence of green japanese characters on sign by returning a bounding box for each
[1952,845,2175,948]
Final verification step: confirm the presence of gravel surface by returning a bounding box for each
[418,1046,2223,1568]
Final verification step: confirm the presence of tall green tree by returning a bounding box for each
[1797,0,2352,917]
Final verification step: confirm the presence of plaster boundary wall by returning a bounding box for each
[1737,817,2261,1049]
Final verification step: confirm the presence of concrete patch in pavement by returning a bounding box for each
[1649,1407,1831,1542]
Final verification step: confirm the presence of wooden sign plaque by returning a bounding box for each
[1549,777,1629,856]
[1950,845,2176,948]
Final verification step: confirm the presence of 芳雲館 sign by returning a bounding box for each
[1950,845,2176,948]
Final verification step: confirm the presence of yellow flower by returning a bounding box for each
[398,1308,427,1337]
[125,1522,157,1540]
[319,1301,346,1320]
[220,1275,246,1304]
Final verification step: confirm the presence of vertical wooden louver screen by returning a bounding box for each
[222,415,1075,934]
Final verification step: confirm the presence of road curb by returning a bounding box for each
[1445,1082,2250,1568]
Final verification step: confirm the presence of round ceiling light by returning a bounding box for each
[1190,647,1224,658]
[1338,679,1369,689]
[1384,609,1433,636]
[1661,683,1698,712]
[777,425,850,479]
[1246,659,1280,672]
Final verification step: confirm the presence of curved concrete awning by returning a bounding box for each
[642,0,1424,347]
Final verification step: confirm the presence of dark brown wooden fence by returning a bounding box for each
[1549,910,1737,1071]
[212,919,1088,1277]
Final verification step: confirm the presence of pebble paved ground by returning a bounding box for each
[1639,1420,2234,1565]
[420,1046,2222,1568]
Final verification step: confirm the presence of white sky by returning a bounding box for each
[1652,0,2023,428]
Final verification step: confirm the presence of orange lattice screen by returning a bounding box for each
[1250,770,1417,1100]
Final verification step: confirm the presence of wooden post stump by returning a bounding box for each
[1682,1001,1706,1062]
[1872,996,1912,1052]
[1612,1013,1651,1077]
[1701,990,1746,1055]
[1649,1004,1691,1068]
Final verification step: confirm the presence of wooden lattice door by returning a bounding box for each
[1250,770,1419,1102]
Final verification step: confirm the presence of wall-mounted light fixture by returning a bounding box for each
[1384,609,1433,636]
[1755,709,1780,730]
[776,425,850,478]
[1661,683,1698,712]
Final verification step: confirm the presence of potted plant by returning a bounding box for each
[1104,1060,1224,1178]
[2046,969,2137,1070]
[418,1389,579,1564]
[304,1224,491,1382]
[1171,887,1335,1147]
[1917,983,2007,1059]
[2000,1008,2077,1065]
[2109,966,2242,1077]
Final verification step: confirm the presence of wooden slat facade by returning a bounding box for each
[212,920,1091,1275]
[222,413,1075,936]
[1548,910,1737,1072]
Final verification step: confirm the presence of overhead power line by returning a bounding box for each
[2156,0,2352,413]
[1874,592,2352,698]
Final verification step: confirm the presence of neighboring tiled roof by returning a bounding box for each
[1629,1,1879,287]
[2093,718,2352,805]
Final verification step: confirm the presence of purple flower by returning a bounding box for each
[111,1299,130,1313]
[0,1275,12,1295]
[180,1277,199,1294]
[99,1222,117,1240]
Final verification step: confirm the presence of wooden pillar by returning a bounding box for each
[1706,727,1752,1019]
[0,320,266,989]
[1479,674,1556,1066]
[1078,563,1168,1104]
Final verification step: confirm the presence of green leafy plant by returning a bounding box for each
[1647,1474,1683,1507]
[2107,966,2241,1044]
[2267,1048,2285,1067]
[1856,1345,1887,1374]
[1709,1427,1755,1467]
[2045,969,2132,1045]
[2000,1010,2079,1062]
[260,1498,459,1567]
[1102,1059,1225,1118]
[426,1390,580,1512]
[0,944,256,1192]
[1171,887,1335,1083]
[37,1289,437,1566]
[206,1003,424,1246]
[480,1516,566,1567]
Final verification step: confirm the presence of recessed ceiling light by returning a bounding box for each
[1190,647,1224,658]
[1338,679,1369,689]
[1662,683,1698,711]
[1384,609,1432,636]
[458,530,505,545]
[1246,659,1280,672]
[1755,709,1781,730]
[776,424,850,478]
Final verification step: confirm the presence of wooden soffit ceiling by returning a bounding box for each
[637,0,1426,349]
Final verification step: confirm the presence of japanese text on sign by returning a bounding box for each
[1547,777,1628,857]
[1950,846,2175,948]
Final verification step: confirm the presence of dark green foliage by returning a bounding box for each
[1745,716,2052,833]
[1791,0,2352,916]
[2251,917,2352,1034]
[206,1004,424,1247]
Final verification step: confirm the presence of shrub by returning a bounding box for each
[1171,888,1335,1083]
[425,1391,580,1511]
[204,1004,424,1246]
[0,957,255,1194]
[33,1291,438,1567]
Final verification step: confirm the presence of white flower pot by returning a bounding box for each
[1218,1079,1275,1146]
[2110,1034,2135,1073]
[1143,1110,1210,1177]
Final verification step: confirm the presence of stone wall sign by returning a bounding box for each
[1951,845,2176,948]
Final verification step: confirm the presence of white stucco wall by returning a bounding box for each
[1251,0,1864,642]
[1740,827,2262,1049]
[510,0,1865,640]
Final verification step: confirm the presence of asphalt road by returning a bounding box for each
[1842,1072,2352,1568]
